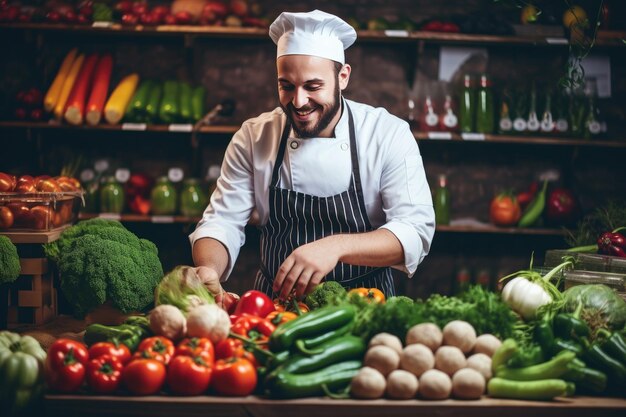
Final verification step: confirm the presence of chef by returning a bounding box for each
[190,9,435,301]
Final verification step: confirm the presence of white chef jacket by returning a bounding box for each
[189,99,435,281]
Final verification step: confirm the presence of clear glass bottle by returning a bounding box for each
[554,91,570,135]
[439,94,459,132]
[498,88,513,134]
[434,174,450,226]
[584,78,602,139]
[513,89,528,135]
[421,94,440,132]
[526,84,540,133]
[540,90,556,133]
[179,178,207,217]
[459,74,475,133]
[476,74,494,134]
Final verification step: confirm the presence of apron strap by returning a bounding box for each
[270,115,292,188]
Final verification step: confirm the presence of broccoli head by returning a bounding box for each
[0,235,21,284]
[304,280,347,310]
[55,219,163,317]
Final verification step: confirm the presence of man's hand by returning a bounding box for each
[273,237,340,300]
[193,266,227,308]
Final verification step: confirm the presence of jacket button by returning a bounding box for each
[290,141,299,149]
[341,143,349,151]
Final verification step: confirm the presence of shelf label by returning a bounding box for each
[384,30,409,38]
[546,37,568,45]
[122,123,147,131]
[168,124,193,132]
[461,133,486,141]
[152,215,175,223]
[427,132,452,140]
[92,21,113,28]
[98,213,121,220]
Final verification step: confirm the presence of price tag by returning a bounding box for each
[92,21,113,28]
[168,167,184,183]
[122,123,147,131]
[152,215,175,223]
[546,37,568,45]
[98,213,121,220]
[461,133,486,141]
[80,169,95,182]
[427,132,452,140]
[168,124,193,132]
[94,159,109,173]
[384,30,409,38]
[115,168,131,183]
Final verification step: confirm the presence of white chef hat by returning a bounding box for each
[269,10,357,64]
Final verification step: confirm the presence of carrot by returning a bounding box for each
[85,54,114,126]
[53,54,85,120]
[64,53,99,126]
[104,73,140,125]
[44,48,78,113]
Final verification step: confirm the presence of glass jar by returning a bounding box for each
[99,176,125,213]
[179,178,207,217]
[150,176,177,215]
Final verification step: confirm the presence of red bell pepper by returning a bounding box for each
[597,231,626,258]
[545,187,579,226]
[517,181,539,210]
[45,339,89,393]
[233,290,275,318]
[231,315,276,345]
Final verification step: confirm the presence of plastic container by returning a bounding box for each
[563,270,626,301]
[0,191,83,231]
[544,249,626,275]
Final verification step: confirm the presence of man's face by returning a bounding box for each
[277,55,349,138]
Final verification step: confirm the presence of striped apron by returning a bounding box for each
[253,103,395,298]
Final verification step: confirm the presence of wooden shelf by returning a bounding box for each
[1,225,70,243]
[0,120,238,135]
[2,121,625,148]
[78,213,200,223]
[2,23,623,47]
[43,394,626,417]
[436,224,567,236]
[414,132,626,148]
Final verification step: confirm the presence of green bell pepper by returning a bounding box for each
[0,331,46,417]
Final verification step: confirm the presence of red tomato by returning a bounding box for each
[489,193,521,227]
[45,339,89,393]
[15,175,35,193]
[88,342,132,364]
[0,172,16,191]
[123,359,166,395]
[29,205,52,229]
[86,355,123,394]
[175,338,214,363]
[133,336,175,365]
[211,357,257,396]
[0,206,14,229]
[234,290,275,318]
[214,338,258,368]
[35,177,62,193]
[167,355,213,395]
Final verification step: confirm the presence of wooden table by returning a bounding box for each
[44,395,626,417]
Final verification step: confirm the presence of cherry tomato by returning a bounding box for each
[348,287,386,303]
[35,177,62,193]
[7,203,32,227]
[211,357,257,396]
[0,206,14,229]
[30,205,52,230]
[167,355,213,396]
[86,355,123,394]
[122,358,166,395]
[489,193,521,227]
[15,175,35,193]
[175,337,214,363]
[88,342,132,364]
[45,339,89,393]
[234,290,275,318]
[133,336,175,365]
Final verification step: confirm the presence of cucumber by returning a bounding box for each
[159,80,179,124]
[179,82,192,123]
[145,82,162,123]
[125,80,153,122]
[191,85,206,122]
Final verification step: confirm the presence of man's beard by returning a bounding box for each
[282,84,341,138]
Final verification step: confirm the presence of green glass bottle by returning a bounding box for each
[434,174,450,226]
[99,176,125,214]
[459,74,475,133]
[476,74,494,134]
[179,178,207,217]
[150,176,178,215]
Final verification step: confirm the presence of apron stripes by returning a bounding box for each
[254,102,395,298]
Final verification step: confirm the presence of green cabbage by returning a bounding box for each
[563,284,626,332]
[154,266,214,313]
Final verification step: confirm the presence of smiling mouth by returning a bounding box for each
[292,107,317,121]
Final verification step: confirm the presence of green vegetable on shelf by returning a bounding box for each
[191,86,206,122]
[145,82,163,123]
[179,82,193,123]
[0,235,20,284]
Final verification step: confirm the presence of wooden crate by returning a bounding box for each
[6,257,57,328]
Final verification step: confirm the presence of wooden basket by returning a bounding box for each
[6,258,57,328]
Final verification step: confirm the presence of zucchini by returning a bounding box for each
[191,85,206,122]
[145,82,163,123]
[179,82,192,123]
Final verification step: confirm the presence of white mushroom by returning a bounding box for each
[466,353,493,380]
[442,320,477,353]
[369,332,403,356]
[399,343,434,377]
[419,369,452,400]
[473,334,502,357]
[452,368,486,400]
[350,366,387,399]
[364,345,401,377]
[435,345,467,377]
[406,323,443,351]
[386,369,419,400]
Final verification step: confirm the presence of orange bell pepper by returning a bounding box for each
[348,287,386,303]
